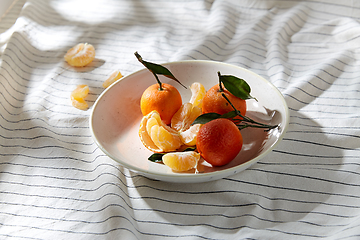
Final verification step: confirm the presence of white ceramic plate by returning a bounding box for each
[90,60,289,183]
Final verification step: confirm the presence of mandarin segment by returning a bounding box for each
[162,151,200,172]
[171,103,202,132]
[71,84,89,100]
[70,84,89,110]
[103,70,123,88]
[171,102,193,131]
[71,97,88,110]
[150,125,182,152]
[179,123,201,146]
[189,82,206,109]
[64,43,95,67]
[139,110,182,153]
[139,114,162,152]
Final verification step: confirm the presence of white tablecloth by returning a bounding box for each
[1,0,360,239]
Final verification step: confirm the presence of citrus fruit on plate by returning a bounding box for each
[90,60,289,183]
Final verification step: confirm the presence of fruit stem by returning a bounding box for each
[221,93,278,131]
[217,71,224,92]
[153,73,163,91]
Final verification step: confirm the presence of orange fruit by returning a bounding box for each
[140,83,182,125]
[139,110,182,153]
[103,70,123,88]
[202,84,246,117]
[162,151,200,172]
[196,118,243,166]
[189,82,206,109]
[71,84,89,110]
[64,43,95,67]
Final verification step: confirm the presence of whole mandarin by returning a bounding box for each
[202,84,246,117]
[140,83,182,125]
[196,118,243,166]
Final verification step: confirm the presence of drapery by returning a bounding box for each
[0,1,360,239]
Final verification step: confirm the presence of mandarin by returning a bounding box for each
[179,123,201,146]
[70,84,89,110]
[140,83,182,125]
[64,43,95,67]
[171,103,202,132]
[189,82,206,109]
[202,84,246,117]
[103,70,123,88]
[162,151,200,172]
[139,110,182,153]
[196,118,243,167]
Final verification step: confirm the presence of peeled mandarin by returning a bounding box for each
[162,151,200,172]
[139,110,182,153]
[70,84,89,110]
[150,125,182,152]
[64,43,95,67]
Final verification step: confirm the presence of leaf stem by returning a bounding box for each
[221,93,278,131]
[135,51,163,90]
[153,72,163,90]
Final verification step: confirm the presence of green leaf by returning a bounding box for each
[148,153,164,162]
[219,111,238,119]
[135,52,186,89]
[192,113,221,125]
[219,72,255,100]
[148,147,196,163]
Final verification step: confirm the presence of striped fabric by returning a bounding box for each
[1,0,360,239]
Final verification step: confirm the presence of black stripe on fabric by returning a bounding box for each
[0,218,331,239]
[224,178,360,199]
[247,168,360,188]
[0,180,358,219]
[0,210,351,238]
